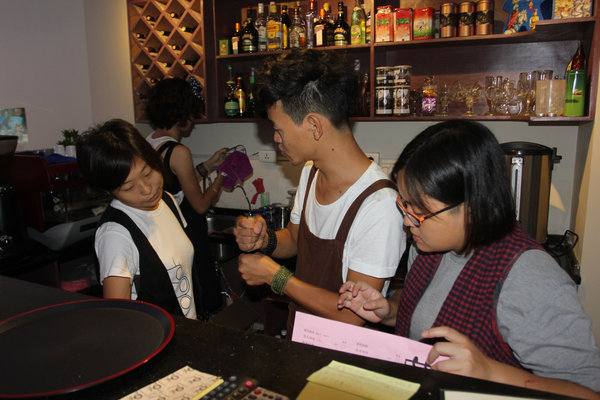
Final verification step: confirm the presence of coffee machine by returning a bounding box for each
[7,151,110,251]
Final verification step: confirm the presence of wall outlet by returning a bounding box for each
[258,150,277,163]
[365,152,380,165]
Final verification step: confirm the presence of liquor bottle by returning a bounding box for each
[241,8,258,53]
[224,65,239,118]
[181,25,196,34]
[290,7,307,48]
[281,5,291,50]
[247,67,256,118]
[350,0,366,45]
[314,8,328,47]
[235,74,248,118]
[323,2,335,24]
[256,3,268,52]
[305,0,317,48]
[266,2,282,51]
[333,2,349,46]
[231,22,242,54]
[567,42,586,71]
[365,11,371,43]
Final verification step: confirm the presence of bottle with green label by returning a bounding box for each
[224,65,239,118]
[350,0,366,45]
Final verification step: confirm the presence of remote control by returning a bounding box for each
[199,375,289,400]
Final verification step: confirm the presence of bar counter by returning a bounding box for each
[0,276,570,399]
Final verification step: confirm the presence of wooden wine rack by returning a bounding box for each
[127,0,209,122]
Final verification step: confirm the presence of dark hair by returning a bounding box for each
[76,119,163,192]
[256,48,358,129]
[395,120,515,253]
[145,78,202,129]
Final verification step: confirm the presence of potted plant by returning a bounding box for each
[56,129,79,157]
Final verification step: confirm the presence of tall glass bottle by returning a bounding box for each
[333,1,349,46]
[314,8,328,47]
[241,7,258,53]
[235,74,247,118]
[256,3,268,52]
[224,65,239,118]
[305,0,317,48]
[266,2,282,51]
[231,22,242,54]
[323,2,335,24]
[280,5,291,50]
[350,0,366,45]
[290,7,307,48]
[247,67,256,118]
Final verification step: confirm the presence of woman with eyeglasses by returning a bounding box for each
[338,120,600,399]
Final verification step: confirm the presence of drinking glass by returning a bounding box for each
[518,71,537,116]
[436,81,455,116]
[485,75,502,115]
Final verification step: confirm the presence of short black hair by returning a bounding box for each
[256,48,358,129]
[76,119,163,192]
[395,120,515,253]
[145,78,202,130]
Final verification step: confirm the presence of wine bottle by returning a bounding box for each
[169,11,180,19]
[224,65,239,118]
[231,22,242,54]
[158,30,171,36]
[146,46,159,54]
[241,7,258,53]
[181,25,196,33]
[290,7,307,48]
[266,2,282,51]
[181,58,198,66]
[305,0,317,48]
[135,32,146,40]
[235,74,247,118]
[256,3,268,52]
[280,5,291,50]
[170,44,182,51]
[350,0,366,45]
[333,1,349,46]
[567,42,586,71]
[145,15,156,23]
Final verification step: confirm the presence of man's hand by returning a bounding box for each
[238,253,281,286]
[337,280,391,324]
[203,147,228,173]
[233,214,268,252]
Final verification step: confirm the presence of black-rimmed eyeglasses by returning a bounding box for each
[396,195,459,227]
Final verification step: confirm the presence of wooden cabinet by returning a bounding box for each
[126,0,214,122]
[127,0,598,123]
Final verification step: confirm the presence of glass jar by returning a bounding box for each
[421,76,437,116]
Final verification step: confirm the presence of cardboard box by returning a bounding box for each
[394,8,413,41]
[553,0,593,18]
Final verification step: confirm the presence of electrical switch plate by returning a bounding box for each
[365,152,380,165]
[258,150,277,163]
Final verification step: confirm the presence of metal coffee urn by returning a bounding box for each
[501,142,561,244]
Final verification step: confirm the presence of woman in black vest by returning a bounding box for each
[145,78,228,318]
[338,121,600,399]
[77,119,201,319]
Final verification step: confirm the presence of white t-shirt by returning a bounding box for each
[146,133,184,204]
[290,162,404,293]
[95,194,197,319]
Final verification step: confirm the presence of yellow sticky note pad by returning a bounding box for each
[298,361,420,400]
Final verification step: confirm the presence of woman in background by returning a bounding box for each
[338,120,600,399]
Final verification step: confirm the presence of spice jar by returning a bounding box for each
[458,1,475,37]
[476,0,494,35]
[440,3,458,38]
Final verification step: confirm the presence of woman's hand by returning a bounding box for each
[423,326,496,380]
[203,147,228,173]
[337,280,391,324]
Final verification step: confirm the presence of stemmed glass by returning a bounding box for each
[455,81,482,116]
[436,82,455,116]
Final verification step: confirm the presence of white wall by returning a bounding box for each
[0,0,94,151]
[1,0,597,340]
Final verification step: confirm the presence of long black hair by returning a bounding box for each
[394,120,515,253]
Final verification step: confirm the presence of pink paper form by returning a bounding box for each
[291,312,446,368]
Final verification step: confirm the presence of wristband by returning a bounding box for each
[261,228,277,256]
[270,266,293,295]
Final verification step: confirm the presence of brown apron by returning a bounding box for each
[287,166,396,335]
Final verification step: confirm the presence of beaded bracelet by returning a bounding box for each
[271,266,293,295]
[261,228,277,257]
